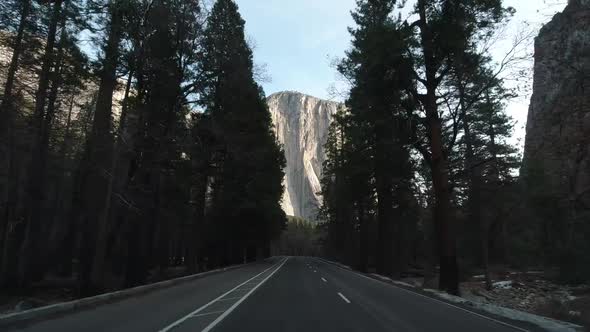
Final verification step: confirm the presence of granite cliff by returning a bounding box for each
[268,92,340,221]
[521,0,590,243]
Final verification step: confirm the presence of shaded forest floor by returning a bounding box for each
[0,266,193,317]
[399,268,590,328]
[0,276,78,316]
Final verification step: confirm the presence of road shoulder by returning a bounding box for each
[0,258,279,330]
[314,257,584,332]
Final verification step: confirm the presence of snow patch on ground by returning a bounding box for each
[369,274,416,288]
[370,274,392,282]
[424,288,584,331]
[493,280,513,289]
[392,280,416,288]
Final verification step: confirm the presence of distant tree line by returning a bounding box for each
[272,216,321,257]
[0,0,286,296]
[319,0,543,294]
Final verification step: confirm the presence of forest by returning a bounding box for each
[0,0,286,297]
[319,0,590,297]
[0,0,588,317]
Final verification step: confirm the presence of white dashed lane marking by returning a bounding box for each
[338,292,351,304]
[190,310,226,318]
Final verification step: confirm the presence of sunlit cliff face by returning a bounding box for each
[268,91,340,222]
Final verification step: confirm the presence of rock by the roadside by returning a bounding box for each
[568,310,581,317]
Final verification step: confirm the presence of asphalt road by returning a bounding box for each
[11,256,537,332]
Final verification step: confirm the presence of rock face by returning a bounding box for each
[268,92,340,221]
[521,1,590,219]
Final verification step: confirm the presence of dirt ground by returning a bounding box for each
[402,270,590,329]
[0,284,76,316]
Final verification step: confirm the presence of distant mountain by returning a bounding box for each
[268,91,341,222]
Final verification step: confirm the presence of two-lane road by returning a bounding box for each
[11,257,537,332]
[211,257,532,332]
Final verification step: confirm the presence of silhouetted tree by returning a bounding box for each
[199,0,286,265]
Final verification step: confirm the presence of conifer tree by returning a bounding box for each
[200,0,286,264]
[337,0,415,277]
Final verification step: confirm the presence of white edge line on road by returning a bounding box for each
[158,258,285,332]
[201,257,289,332]
[313,258,529,332]
[338,292,351,304]
[321,277,327,283]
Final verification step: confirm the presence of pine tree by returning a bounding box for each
[123,0,190,284]
[336,0,415,277]
[19,0,69,288]
[448,50,520,289]
[77,0,128,295]
[320,106,374,268]
[403,0,510,294]
[0,0,32,124]
[0,0,33,285]
[200,0,286,264]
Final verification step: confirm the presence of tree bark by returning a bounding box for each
[358,200,369,273]
[458,80,491,290]
[79,2,123,295]
[417,0,459,295]
[49,95,74,273]
[0,0,30,121]
[0,0,31,273]
[465,113,491,290]
[375,128,395,277]
[18,0,65,287]
[187,167,208,273]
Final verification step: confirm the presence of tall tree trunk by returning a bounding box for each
[60,99,95,278]
[417,0,459,295]
[0,0,30,114]
[486,112,509,267]
[358,199,369,273]
[50,95,74,273]
[110,51,148,285]
[79,2,124,295]
[0,0,31,274]
[394,146,414,275]
[463,109,491,290]
[375,129,395,277]
[44,23,68,137]
[428,101,458,294]
[87,66,134,287]
[459,82,491,290]
[187,168,208,273]
[121,66,150,289]
[18,0,65,287]
[45,36,68,234]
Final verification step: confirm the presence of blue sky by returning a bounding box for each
[235,0,357,101]
[234,0,568,146]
